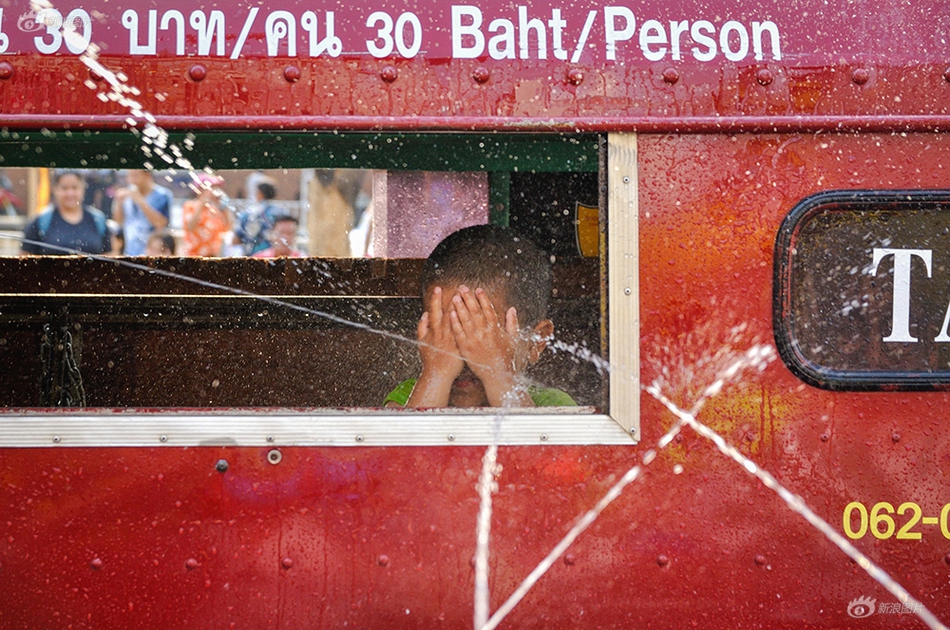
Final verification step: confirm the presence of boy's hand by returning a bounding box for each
[406,286,464,407]
[450,285,533,407]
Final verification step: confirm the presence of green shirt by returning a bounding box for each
[384,378,576,407]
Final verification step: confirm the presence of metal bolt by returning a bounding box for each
[185,558,199,570]
[188,64,207,82]
[90,558,103,570]
[624,287,632,295]
[540,434,548,441]
[662,68,679,84]
[754,554,768,567]
[160,435,168,443]
[380,65,398,83]
[0,62,13,81]
[266,435,274,442]
[851,67,870,85]
[281,557,293,569]
[447,434,455,442]
[355,435,364,442]
[377,554,390,566]
[52,436,61,443]
[283,65,301,83]
[215,459,229,473]
[566,68,584,85]
[656,554,670,567]
[472,67,490,83]
[756,68,773,86]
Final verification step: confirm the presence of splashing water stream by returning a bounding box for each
[475,343,948,630]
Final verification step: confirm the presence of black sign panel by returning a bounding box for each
[774,190,950,390]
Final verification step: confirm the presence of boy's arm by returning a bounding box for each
[404,286,464,407]
[450,286,534,407]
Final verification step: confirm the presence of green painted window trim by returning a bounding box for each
[0,131,599,173]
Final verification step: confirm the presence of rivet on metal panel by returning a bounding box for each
[820,432,830,442]
[377,554,390,566]
[0,62,13,81]
[945,67,950,83]
[281,557,293,569]
[945,553,950,565]
[215,459,229,473]
[540,434,548,441]
[356,435,364,442]
[90,558,103,570]
[756,68,773,86]
[160,435,168,443]
[380,65,398,82]
[88,68,104,82]
[52,435,60,443]
[851,68,870,85]
[283,65,301,83]
[473,67,490,83]
[447,434,455,441]
[891,433,901,443]
[267,449,282,465]
[624,287,632,295]
[662,68,679,84]
[656,554,670,567]
[266,435,275,442]
[754,554,768,567]
[185,558,199,570]
[566,68,584,85]
[564,553,576,566]
[188,64,207,82]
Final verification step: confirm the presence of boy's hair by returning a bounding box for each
[421,224,552,326]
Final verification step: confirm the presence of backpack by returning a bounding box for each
[36,205,109,240]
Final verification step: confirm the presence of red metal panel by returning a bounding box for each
[0,1,947,128]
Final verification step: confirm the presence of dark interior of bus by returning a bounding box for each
[0,131,607,410]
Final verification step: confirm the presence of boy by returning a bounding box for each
[385,224,575,408]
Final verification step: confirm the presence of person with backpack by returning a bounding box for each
[21,170,110,256]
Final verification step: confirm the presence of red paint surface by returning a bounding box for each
[2,0,950,627]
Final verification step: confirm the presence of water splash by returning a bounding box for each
[647,381,948,630]
[476,342,948,630]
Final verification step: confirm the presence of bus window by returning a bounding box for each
[0,131,629,440]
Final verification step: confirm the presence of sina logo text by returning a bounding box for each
[847,596,876,618]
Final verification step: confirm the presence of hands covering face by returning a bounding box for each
[411,283,533,408]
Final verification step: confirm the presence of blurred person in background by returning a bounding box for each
[233,180,279,256]
[183,173,232,256]
[145,230,177,256]
[252,215,303,258]
[112,169,173,256]
[21,170,110,256]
